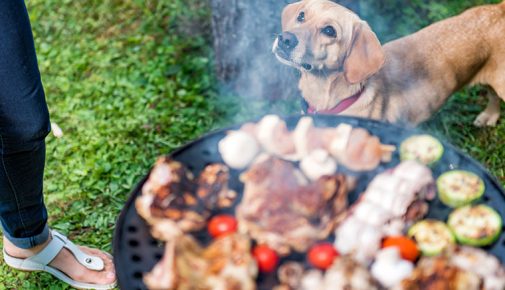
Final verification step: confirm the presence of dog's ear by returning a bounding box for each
[344,22,385,84]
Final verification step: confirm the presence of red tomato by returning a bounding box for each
[307,243,339,270]
[207,215,237,238]
[252,245,279,273]
[382,236,420,262]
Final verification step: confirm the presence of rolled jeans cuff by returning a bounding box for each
[1,223,49,249]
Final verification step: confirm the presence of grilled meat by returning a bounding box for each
[396,255,482,290]
[136,157,236,240]
[335,161,435,264]
[397,246,505,290]
[197,163,237,208]
[236,155,348,255]
[449,246,505,290]
[145,234,257,290]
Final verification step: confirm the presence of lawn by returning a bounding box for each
[0,0,503,289]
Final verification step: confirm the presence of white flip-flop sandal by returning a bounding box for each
[3,230,117,290]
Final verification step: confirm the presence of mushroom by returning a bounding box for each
[218,130,260,169]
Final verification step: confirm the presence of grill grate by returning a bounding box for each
[113,115,505,290]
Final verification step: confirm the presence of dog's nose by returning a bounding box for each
[277,32,298,52]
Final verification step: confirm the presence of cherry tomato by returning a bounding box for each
[382,236,420,262]
[207,215,237,238]
[307,243,339,270]
[252,245,279,273]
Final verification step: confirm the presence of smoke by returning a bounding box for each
[210,0,302,121]
[209,0,373,123]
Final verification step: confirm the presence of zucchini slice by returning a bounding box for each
[448,204,502,247]
[408,220,455,256]
[400,135,444,166]
[437,170,485,208]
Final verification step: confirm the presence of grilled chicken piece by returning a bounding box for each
[144,240,178,289]
[396,255,482,290]
[136,157,236,240]
[396,246,505,290]
[145,234,257,290]
[293,117,394,171]
[449,246,505,290]
[197,163,237,208]
[334,161,435,264]
[236,155,348,255]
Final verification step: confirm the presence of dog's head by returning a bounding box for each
[273,0,385,85]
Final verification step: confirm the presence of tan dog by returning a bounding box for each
[273,0,505,126]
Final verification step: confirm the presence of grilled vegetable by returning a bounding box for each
[400,135,443,166]
[382,236,420,262]
[208,215,238,238]
[253,245,279,273]
[437,170,485,208]
[307,243,339,270]
[408,220,455,256]
[448,204,502,247]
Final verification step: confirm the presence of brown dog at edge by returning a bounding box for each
[272,0,505,126]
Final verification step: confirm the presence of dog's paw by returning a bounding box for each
[473,112,500,127]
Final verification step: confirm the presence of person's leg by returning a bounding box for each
[0,0,51,249]
[0,0,115,286]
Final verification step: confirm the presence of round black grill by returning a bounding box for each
[113,115,505,290]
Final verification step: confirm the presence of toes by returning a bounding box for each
[77,247,117,283]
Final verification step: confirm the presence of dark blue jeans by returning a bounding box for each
[0,0,51,248]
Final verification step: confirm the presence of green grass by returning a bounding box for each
[1,0,219,288]
[0,0,503,289]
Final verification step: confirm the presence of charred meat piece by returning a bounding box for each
[236,155,348,255]
[397,246,505,290]
[145,234,257,290]
[396,255,482,290]
[136,157,236,238]
[197,163,237,208]
[334,161,435,264]
[449,246,505,290]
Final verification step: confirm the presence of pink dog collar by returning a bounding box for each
[307,88,364,115]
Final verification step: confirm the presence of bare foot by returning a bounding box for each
[3,235,116,286]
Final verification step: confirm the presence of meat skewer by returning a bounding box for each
[218,115,395,173]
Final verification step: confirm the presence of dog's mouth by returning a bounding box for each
[273,47,313,71]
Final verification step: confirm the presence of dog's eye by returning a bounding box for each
[297,11,305,23]
[321,26,337,38]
